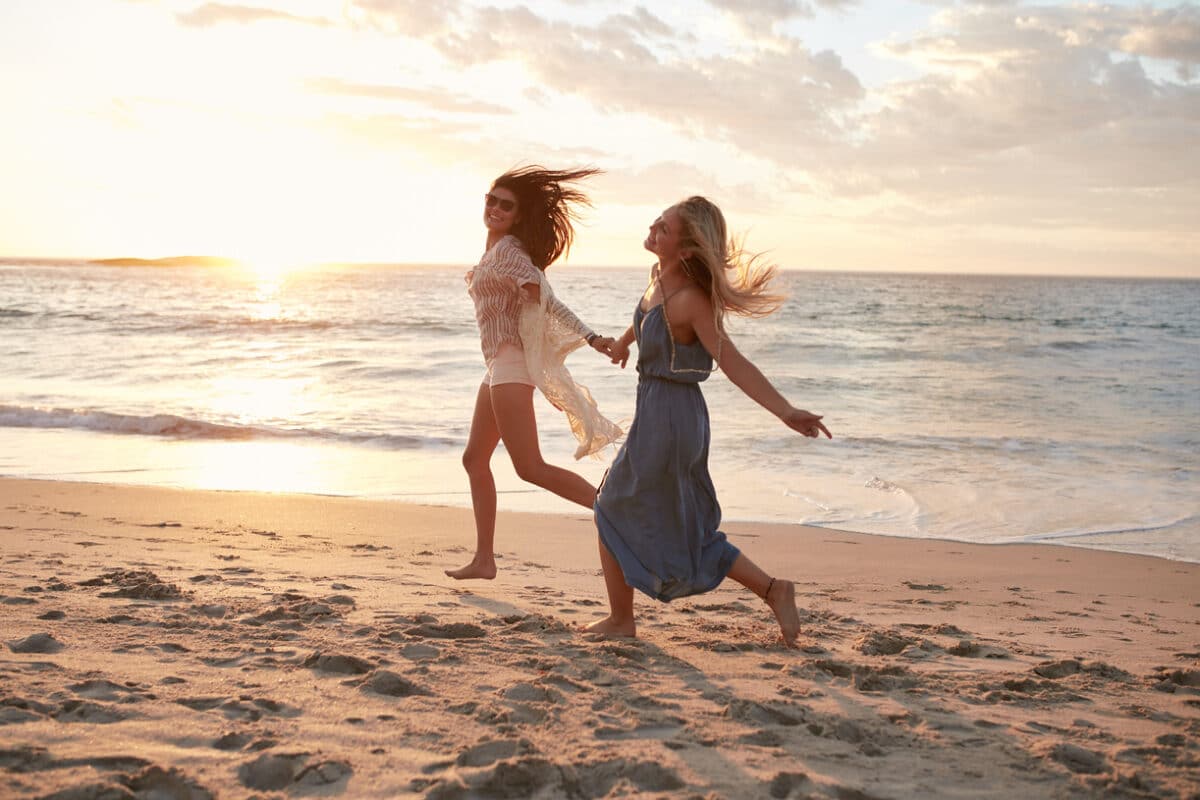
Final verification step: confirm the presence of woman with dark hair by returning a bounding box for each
[588,196,830,645]
[448,166,621,581]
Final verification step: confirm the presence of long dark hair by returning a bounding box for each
[492,165,601,269]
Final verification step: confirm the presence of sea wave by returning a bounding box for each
[0,405,459,450]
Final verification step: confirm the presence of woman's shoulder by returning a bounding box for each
[485,235,521,259]
[667,282,711,313]
[492,236,538,273]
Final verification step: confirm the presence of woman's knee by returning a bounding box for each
[462,448,489,475]
[510,455,548,484]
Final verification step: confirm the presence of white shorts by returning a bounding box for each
[485,342,534,388]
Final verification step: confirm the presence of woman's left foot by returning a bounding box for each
[765,579,801,647]
[583,615,636,638]
[445,558,496,580]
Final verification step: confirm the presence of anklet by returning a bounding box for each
[764,577,775,600]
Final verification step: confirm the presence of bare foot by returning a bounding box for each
[765,579,801,647]
[583,615,636,639]
[444,558,496,580]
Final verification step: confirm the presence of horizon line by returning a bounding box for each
[0,254,1196,281]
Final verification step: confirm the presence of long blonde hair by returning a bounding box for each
[673,196,784,336]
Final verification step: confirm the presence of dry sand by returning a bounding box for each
[1,477,1198,799]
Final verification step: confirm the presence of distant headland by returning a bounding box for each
[91,256,240,268]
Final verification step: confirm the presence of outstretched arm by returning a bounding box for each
[674,291,831,438]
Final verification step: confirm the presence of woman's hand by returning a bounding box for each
[608,338,631,368]
[783,408,831,438]
[588,335,615,356]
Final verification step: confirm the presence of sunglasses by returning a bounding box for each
[484,192,516,213]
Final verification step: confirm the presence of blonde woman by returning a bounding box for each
[588,196,830,645]
[449,166,621,580]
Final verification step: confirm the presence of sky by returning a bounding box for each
[0,0,1197,276]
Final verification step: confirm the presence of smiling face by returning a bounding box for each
[483,186,519,237]
[644,205,689,266]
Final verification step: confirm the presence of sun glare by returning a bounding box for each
[207,376,312,427]
[244,259,291,281]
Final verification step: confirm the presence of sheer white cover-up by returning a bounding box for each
[518,272,623,460]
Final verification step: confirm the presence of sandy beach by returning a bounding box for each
[1,477,1197,799]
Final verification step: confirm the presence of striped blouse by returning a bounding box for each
[466,235,593,362]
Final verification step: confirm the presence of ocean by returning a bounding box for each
[2,259,1197,562]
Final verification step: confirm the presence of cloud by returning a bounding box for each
[304,77,512,115]
[391,4,864,165]
[339,0,1197,237]
[176,2,334,28]
[346,0,463,38]
[705,0,860,24]
[1117,5,1200,65]
[896,3,1200,67]
[706,0,815,22]
[835,4,1200,230]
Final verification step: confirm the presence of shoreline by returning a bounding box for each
[2,477,1198,798]
[5,464,1197,566]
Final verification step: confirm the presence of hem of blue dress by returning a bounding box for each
[594,504,740,603]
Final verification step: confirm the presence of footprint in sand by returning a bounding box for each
[739,729,784,747]
[6,632,65,653]
[175,695,300,721]
[903,581,949,592]
[454,738,534,767]
[1149,667,1200,693]
[503,682,562,705]
[767,771,811,798]
[238,752,352,791]
[0,748,213,800]
[51,699,132,724]
[725,698,804,727]
[1039,741,1109,775]
[405,621,487,640]
[855,629,916,656]
[948,639,1010,659]
[0,696,55,724]
[422,755,684,798]
[304,652,375,675]
[359,669,429,698]
[78,568,186,600]
[399,642,440,661]
[595,711,686,741]
[68,679,150,703]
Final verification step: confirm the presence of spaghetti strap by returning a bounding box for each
[659,282,688,306]
[655,274,722,369]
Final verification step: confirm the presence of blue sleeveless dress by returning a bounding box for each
[593,301,740,601]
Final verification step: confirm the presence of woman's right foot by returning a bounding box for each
[445,558,496,580]
[583,615,636,638]
[765,578,801,647]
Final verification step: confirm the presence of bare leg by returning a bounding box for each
[446,383,502,580]
[491,383,597,508]
[584,536,636,638]
[726,554,801,647]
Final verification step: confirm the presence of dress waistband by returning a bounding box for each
[638,372,700,386]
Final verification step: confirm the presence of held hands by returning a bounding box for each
[783,407,831,439]
[588,335,615,356]
[608,339,631,368]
